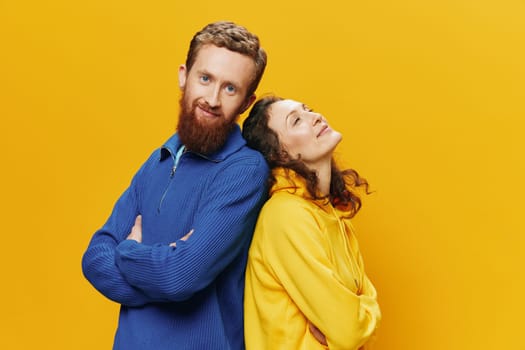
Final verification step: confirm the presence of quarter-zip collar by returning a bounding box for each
[159,124,246,162]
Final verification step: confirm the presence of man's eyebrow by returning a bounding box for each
[196,68,209,75]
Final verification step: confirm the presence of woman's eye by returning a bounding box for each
[293,117,301,125]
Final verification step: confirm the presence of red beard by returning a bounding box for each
[177,93,237,155]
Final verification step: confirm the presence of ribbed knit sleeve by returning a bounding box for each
[259,196,380,350]
[114,160,268,301]
[81,154,159,307]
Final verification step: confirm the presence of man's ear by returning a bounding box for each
[240,94,257,114]
[178,65,187,90]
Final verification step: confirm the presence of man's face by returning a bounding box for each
[177,45,256,154]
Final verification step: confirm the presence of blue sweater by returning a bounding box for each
[82,125,268,350]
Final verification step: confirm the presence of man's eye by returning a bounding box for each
[200,76,209,83]
[226,85,236,93]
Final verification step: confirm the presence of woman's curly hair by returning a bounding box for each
[242,96,369,218]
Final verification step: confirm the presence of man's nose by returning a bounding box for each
[205,85,221,108]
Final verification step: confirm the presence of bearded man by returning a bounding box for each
[82,21,268,350]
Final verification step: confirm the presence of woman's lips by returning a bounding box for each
[317,125,329,137]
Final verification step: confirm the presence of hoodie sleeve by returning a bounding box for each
[263,197,381,350]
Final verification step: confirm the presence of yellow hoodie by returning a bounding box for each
[244,168,381,350]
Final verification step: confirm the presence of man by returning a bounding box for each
[82,21,268,350]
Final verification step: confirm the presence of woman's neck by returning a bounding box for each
[311,160,332,197]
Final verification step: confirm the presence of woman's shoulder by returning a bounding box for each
[264,190,313,211]
[254,192,328,253]
[258,191,321,228]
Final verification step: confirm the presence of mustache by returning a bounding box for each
[194,99,221,116]
[177,94,234,155]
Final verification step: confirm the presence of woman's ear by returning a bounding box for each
[178,65,187,90]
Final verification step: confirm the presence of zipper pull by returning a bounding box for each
[170,166,176,177]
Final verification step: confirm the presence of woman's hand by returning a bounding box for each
[308,321,327,346]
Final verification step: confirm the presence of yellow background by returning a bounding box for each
[1,0,524,348]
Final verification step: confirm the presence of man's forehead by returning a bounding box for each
[192,45,255,83]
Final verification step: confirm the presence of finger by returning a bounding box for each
[127,231,140,243]
[308,322,327,346]
[169,229,194,248]
[135,215,142,227]
[181,229,194,242]
[131,215,143,237]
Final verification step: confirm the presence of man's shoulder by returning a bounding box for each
[232,143,266,159]
[225,144,268,170]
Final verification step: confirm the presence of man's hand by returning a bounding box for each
[126,215,194,247]
[126,215,143,243]
[169,229,194,248]
[308,321,327,346]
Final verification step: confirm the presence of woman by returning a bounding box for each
[242,96,381,350]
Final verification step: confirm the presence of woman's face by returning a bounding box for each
[267,99,342,167]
